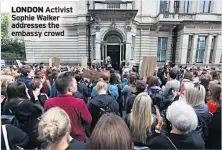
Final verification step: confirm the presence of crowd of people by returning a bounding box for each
[1,61,221,150]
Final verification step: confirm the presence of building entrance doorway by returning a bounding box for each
[107,45,120,70]
[101,33,126,70]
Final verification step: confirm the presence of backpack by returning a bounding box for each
[150,90,164,111]
[108,84,119,100]
[1,101,24,128]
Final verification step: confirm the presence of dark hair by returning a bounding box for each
[147,76,158,88]
[208,82,221,106]
[75,74,82,83]
[20,65,32,76]
[35,72,45,80]
[6,82,29,103]
[212,71,220,80]
[55,72,75,94]
[135,80,146,93]
[31,79,42,90]
[109,68,115,74]
[52,69,60,81]
[87,113,133,150]
[128,74,137,85]
[132,67,137,73]
[109,73,117,85]
[169,68,177,79]
[183,71,193,81]
[193,71,198,77]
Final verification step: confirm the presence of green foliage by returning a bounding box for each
[1,13,26,59]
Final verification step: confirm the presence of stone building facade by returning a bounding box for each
[24,0,222,69]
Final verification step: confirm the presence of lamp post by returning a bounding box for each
[86,1,91,67]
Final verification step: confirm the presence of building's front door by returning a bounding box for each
[107,45,120,70]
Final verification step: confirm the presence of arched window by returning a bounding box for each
[106,36,121,43]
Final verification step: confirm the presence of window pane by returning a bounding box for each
[160,0,169,13]
[196,36,206,63]
[158,37,167,62]
[184,0,192,13]
[200,0,205,13]
[204,0,211,12]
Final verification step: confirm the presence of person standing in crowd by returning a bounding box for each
[17,65,35,93]
[30,79,48,107]
[127,80,146,114]
[206,92,221,149]
[87,113,133,150]
[1,124,29,150]
[126,92,157,148]
[116,73,124,116]
[50,68,60,98]
[163,68,180,108]
[87,81,119,133]
[44,72,92,142]
[41,67,53,97]
[108,73,119,100]
[105,56,112,70]
[193,70,199,83]
[122,74,137,112]
[146,76,164,110]
[210,71,221,84]
[183,82,212,140]
[148,101,205,149]
[38,107,85,150]
[3,82,43,149]
[75,74,90,102]
[206,82,221,113]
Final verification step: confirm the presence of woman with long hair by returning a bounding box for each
[87,113,133,150]
[3,81,43,149]
[127,92,161,148]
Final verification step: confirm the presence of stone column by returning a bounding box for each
[214,35,222,64]
[190,34,198,64]
[95,31,101,60]
[179,0,184,13]
[169,0,174,13]
[204,34,213,64]
[180,34,189,64]
[126,30,132,60]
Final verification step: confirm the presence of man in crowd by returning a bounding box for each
[44,71,92,142]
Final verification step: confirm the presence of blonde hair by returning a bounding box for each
[116,73,121,83]
[130,92,153,144]
[38,107,70,145]
[1,75,15,88]
[96,81,108,93]
[183,82,206,107]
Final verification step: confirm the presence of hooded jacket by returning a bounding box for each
[3,99,43,149]
[87,94,119,132]
[193,104,212,139]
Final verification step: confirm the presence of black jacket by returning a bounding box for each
[206,107,221,149]
[4,100,43,149]
[1,124,29,149]
[87,94,119,132]
[148,132,205,149]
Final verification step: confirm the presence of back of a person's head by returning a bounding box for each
[167,101,198,133]
[183,82,206,107]
[212,71,220,80]
[38,107,70,145]
[101,71,110,82]
[128,74,137,85]
[109,68,115,74]
[109,73,117,85]
[183,71,193,81]
[130,92,153,144]
[87,113,133,150]
[1,75,15,88]
[96,81,108,94]
[208,82,221,105]
[169,68,177,79]
[6,81,29,102]
[30,79,42,91]
[147,76,158,88]
[55,72,75,94]
[135,80,146,93]
[20,65,32,77]
[74,74,82,83]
